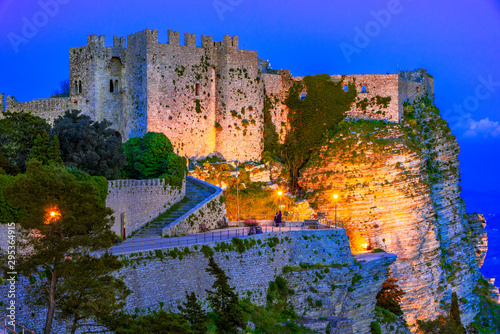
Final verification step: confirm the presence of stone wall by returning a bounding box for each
[4,95,78,124]
[106,178,186,237]
[0,229,396,333]
[162,176,224,236]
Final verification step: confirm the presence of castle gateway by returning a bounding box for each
[1,29,433,161]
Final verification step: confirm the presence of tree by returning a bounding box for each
[3,160,119,334]
[122,132,187,183]
[0,111,50,172]
[205,257,244,334]
[27,132,63,166]
[51,110,126,179]
[56,253,130,334]
[376,274,406,316]
[179,292,208,334]
[50,79,71,98]
[450,292,464,331]
[108,309,193,334]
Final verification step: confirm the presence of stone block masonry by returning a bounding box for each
[162,176,225,236]
[0,229,395,333]
[106,178,186,237]
[1,27,434,162]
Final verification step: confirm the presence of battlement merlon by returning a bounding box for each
[168,30,180,45]
[86,34,105,48]
[113,36,127,48]
[223,34,239,49]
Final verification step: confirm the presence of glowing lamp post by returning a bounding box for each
[45,206,61,224]
[333,194,339,228]
[278,190,283,210]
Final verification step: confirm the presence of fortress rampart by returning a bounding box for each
[1,29,434,162]
[106,178,186,237]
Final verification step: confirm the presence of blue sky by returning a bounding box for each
[0,0,499,203]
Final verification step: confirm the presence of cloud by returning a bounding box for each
[462,117,500,138]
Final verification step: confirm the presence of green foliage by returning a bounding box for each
[240,276,311,333]
[0,174,22,223]
[66,167,109,204]
[0,152,20,176]
[200,245,215,258]
[370,321,382,334]
[450,292,464,330]
[0,111,50,172]
[2,161,117,334]
[281,74,357,191]
[372,248,386,253]
[27,132,63,166]
[54,253,130,334]
[205,257,244,334]
[376,276,405,316]
[123,132,187,186]
[418,316,465,334]
[52,110,126,179]
[473,277,500,332]
[262,94,281,160]
[179,292,208,334]
[109,309,193,334]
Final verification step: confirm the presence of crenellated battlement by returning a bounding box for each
[5,28,435,162]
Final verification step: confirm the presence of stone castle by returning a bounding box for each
[1,28,434,161]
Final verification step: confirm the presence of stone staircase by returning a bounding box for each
[132,179,213,237]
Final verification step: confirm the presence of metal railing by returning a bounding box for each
[226,213,334,222]
[0,314,36,334]
[112,220,344,254]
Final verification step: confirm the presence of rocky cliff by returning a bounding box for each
[299,96,488,329]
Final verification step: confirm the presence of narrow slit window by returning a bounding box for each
[115,80,119,93]
[78,81,82,94]
[109,80,114,93]
[195,83,200,96]
[362,85,367,93]
[344,85,349,92]
[74,81,78,94]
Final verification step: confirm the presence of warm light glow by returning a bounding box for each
[278,191,283,196]
[362,242,368,250]
[333,194,338,200]
[45,206,61,224]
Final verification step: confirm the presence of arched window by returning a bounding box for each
[115,80,119,93]
[109,80,114,93]
[361,85,367,93]
[344,85,349,92]
[78,80,82,94]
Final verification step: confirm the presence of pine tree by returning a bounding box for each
[376,275,406,316]
[179,292,208,334]
[205,257,244,334]
[450,292,464,332]
[27,132,50,163]
[48,135,64,165]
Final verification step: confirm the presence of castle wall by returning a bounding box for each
[106,178,186,237]
[145,30,217,158]
[340,74,401,122]
[1,229,396,334]
[212,36,265,161]
[4,95,79,124]
[263,72,292,142]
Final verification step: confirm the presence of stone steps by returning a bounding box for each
[133,180,212,237]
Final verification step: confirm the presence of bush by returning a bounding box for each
[122,132,187,186]
[370,321,381,334]
[52,110,126,179]
[376,275,405,316]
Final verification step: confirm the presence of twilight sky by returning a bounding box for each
[0,0,499,208]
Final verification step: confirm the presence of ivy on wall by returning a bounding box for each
[280,74,357,192]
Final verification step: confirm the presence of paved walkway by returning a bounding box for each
[110,225,326,254]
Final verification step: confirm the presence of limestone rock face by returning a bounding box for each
[466,213,488,267]
[286,252,397,334]
[299,97,487,330]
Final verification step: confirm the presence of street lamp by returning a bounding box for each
[277,190,283,210]
[333,194,338,228]
[236,161,239,222]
